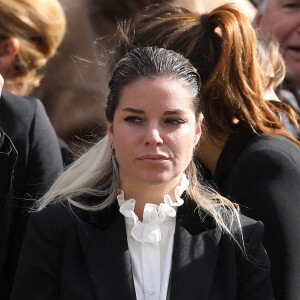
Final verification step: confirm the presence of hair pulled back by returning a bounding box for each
[110,2,299,145]
[106,46,201,122]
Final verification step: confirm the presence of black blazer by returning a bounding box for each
[0,131,17,276]
[0,90,63,199]
[0,90,63,298]
[205,127,300,300]
[12,197,274,300]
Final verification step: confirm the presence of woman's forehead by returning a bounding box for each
[117,77,195,110]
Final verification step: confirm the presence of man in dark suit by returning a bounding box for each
[0,85,63,298]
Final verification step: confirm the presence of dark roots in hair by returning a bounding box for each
[105,46,201,122]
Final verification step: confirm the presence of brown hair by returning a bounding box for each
[109,2,299,146]
[0,0,66,95]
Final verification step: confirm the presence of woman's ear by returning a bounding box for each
[194,113,203,146]
[107,122,114,144]
[0,37,20,71]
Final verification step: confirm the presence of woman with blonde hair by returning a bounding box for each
[12,47,273,299]
[109,3,300,299]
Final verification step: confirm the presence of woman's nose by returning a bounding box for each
[143,125,163,146]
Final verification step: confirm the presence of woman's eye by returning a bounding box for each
[124,116,143,124]
[282,1,299,8]
[166,118,185,125]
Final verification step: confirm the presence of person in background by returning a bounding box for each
[256,34,286,102]
[256,33,299,136]
[254,0,300,140]
[0,0,66,297]
[11,46,274,300]
[0,0,65,96]
[110,3,300,299]
[0,0,73,166]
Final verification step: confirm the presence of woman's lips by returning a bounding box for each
[137,154,169,163]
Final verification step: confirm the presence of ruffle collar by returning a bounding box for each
[117,175,189,243]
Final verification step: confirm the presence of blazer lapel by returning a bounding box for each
[169,200,222,300]
[75,204,136,300]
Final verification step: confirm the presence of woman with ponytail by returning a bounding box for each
[110,3,300,299]
[11,47,273,299]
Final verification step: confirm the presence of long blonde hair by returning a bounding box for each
[37,47,244,250]
[0,0,66,95]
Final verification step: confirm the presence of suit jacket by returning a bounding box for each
[0,90,63,298]
[0,131,17,275]
[11,196,274,300]
[279,80,300,141]
[204,127,300,300]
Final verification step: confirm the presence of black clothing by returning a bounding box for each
[0,90,63,298]
[12,198,274,299]
[0,131,17,280]
[204,127,300,300]
[279,81,300,140]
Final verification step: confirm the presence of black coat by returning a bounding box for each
[204,128,300,300]
[12,197,274,300]
[0,131,17,277]
[0,90,63,298]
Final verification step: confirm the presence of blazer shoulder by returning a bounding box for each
[1,89,40,119]
[239,215,264,242]
[29,203,79,236]
[241,133,300,165]
[0,90,48,139]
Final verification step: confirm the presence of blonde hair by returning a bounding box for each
[0,0,66,95]
[37,47,245,251]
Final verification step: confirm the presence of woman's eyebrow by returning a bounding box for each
[122,107,145,114]
[164,109,187,115]
[122,108,187,115]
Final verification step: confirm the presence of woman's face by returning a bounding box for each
[108,77,202,189]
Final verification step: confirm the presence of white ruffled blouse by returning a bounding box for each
[118,175,189,300]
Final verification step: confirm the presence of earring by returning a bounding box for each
[111,145,116,158]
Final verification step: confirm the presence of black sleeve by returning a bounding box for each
[226,148,300,299]
[0,130,17,273]
[25,99,63,200]
[0,128,14,194]
[237,221,274,299]
[11,210,62,300]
